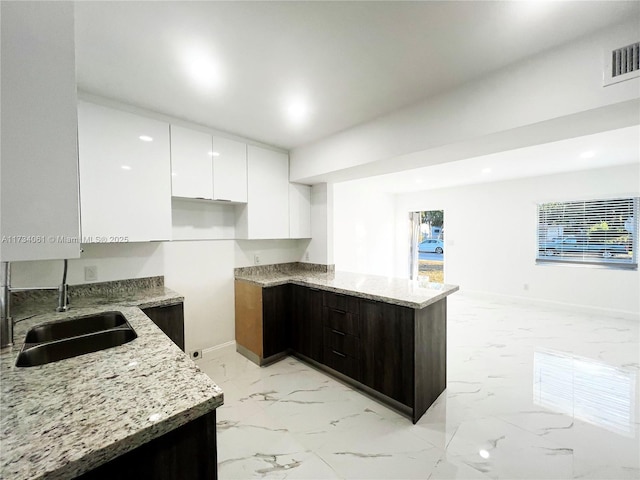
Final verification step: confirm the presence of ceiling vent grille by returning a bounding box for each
[604,41,640,86]
[612,42,639,77]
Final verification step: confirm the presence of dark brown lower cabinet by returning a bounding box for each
[77,410,217,480]
[235,280,448,423]
[263,285,290,358]
[290,285,323,363]
[360,300,414,408]
[142,303,185,352]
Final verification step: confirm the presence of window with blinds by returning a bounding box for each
[536,197,639,268]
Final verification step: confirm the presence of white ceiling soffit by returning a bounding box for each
[74,1,639,150]
[341,125,640,194]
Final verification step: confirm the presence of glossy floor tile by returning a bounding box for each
[198,293,640,479]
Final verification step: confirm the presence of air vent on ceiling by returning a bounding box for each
[604,41,640,86]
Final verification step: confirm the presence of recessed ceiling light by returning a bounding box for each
[209,151,220,157]
[121,165,132,170]
[184,46,224,91]
[139,135,153,142]
[482,167,492,174]
[580,150,596,159]
[479,449,490,459]
[285,96,311,126]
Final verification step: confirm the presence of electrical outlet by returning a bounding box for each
[190,349,203,360]
[523,283,529,291]
[304,251,310,261]
[254,254,261,265]
[84,265,98,281]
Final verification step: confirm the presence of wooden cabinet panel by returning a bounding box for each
[323,346,361,381]
[360,299,415,407]
[291,285,323,362]
[323,292,359,314]
[323,308,360,337]
[77,410,217,480]
[262,285,290,359]
[323,327,359,358]
[142,303,185,352]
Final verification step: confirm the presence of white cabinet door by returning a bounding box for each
[237,146,289,239]
[289,183,311,238]
[170,125,213,199]
[78,102,172,242]
[0,2,81,261]
[212,136,247,203]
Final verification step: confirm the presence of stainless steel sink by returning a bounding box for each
[16,312,137,367]
[24,311,128,343]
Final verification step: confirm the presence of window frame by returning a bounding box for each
[536,196,639,270]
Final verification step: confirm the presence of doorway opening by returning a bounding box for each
[410,210,444,283]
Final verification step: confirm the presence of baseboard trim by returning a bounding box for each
[199,341,236,360]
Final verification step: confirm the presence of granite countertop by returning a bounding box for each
[235,265,459,309]
[0,281,224,480]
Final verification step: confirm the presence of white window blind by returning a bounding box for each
[536,197,639,268]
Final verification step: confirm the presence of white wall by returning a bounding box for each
[290,20,640,183]
[333,183,396,277]
[392,163,640,317]
[162,241,236,353]
[302,183,334,265]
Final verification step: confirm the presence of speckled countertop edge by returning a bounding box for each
[235,269,459,309]
[1,285,223,480]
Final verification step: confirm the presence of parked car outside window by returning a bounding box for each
[419,239,444,254]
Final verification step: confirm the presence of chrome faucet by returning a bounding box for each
[0,259,70,348]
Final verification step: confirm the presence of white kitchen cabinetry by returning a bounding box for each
[289,184,312,238]
[170,126,247,203]
[170,125,213,200]
[0,2,81,262]
[236,146,289,239]
[212,136,247,203]
[77,102,172,242]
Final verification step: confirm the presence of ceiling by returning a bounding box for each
[340,126,640,194]
[75,1,639,150]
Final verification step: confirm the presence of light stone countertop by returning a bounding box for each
[235,268,459,309]
[0,285,224,480]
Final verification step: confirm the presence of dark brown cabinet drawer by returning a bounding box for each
[323,292,359,314]
[324,307,360,336]
[324,327,359,358]
[324,347,361,381]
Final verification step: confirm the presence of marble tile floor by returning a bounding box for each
[197,293,640,479]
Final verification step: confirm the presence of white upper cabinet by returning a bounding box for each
[212,136,247,203]
[289,183,312,239]
[236,146,289,239]
[169,125,247,204]
[170,125,214,200]
[77,102,172,242]
[0,2,81,262]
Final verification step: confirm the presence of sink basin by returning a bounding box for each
[24,311,127,343]
[16,312,137,367]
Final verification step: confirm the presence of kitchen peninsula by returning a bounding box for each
[235,263,459,423]
[0,278,223,480]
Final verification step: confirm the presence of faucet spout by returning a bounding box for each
[1,262,13,348]
[56,259,69,312]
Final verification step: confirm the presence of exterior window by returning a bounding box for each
[536,197,638,269]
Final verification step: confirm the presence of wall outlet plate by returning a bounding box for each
[190,349,203,360]
[304,251,310,261]
[254,254,261,265]
[84,265,98,281]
